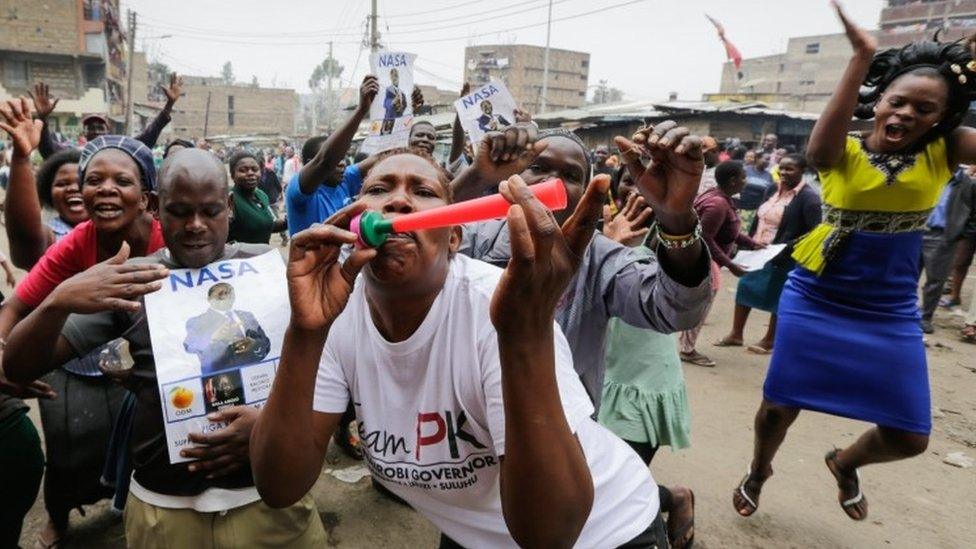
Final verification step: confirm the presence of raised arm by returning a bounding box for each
[29,82,63,159]
[489,174,611,547]
[449,83,471,163]
[251,204,376,508]
[806,1,877,170]
[0,97,56,268]
[2,243,167,384]
[298,76,378,194]
[135,73,183,148]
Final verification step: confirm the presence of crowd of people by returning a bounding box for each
[0,2,975,547]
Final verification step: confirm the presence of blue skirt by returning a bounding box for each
[764,231,931,434]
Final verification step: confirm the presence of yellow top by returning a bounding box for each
[792,134,951,273]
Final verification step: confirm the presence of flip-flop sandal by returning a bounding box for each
[680,353,716,367]
[733,471,759,517]
[961,325,976,343]
[825,449,868,521]
[746,345,772,355]
[668,489,695,549]
[714,337,743,347]
[939,297,961,308]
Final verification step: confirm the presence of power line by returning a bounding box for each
[381,0,482,19]
[390,0,649,45]
[379,0,564,29]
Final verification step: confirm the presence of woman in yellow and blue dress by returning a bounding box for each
[733,1,976,522]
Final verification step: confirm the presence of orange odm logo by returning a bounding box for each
[169,386,194,409]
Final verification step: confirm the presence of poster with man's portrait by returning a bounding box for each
[143,250,289,464]
[454,80,517,146]
[361,50,417,154]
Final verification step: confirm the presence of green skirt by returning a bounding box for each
[735,261,792,313]
[598,319,691,449]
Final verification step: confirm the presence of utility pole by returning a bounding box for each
[124,10,137,133]
[370,0,379,51]
[539,0,553,113]
[326,41,334,131]
[203,91,212,138]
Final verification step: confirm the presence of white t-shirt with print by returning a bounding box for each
[314,254,658,548]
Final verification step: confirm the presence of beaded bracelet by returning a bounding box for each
[652,221,702,250]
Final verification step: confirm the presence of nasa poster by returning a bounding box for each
[453,80,517,145]
[143,250,289,464]
[361,50,417,154]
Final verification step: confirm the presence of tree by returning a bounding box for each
[308,56,344,132]
[221,62,235,85]
[590,79,624,105]
[251,75,259,87]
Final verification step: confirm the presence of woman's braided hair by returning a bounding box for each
[856,37,976,147]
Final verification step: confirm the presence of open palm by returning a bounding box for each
[0,97,42,157]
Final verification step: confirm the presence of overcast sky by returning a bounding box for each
[122,0,884,101]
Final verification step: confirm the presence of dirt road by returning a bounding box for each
[17,270,976,548]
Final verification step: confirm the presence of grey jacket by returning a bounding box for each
[945,172,976,242]
[460,220,712,409]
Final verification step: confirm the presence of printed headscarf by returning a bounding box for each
[78,135,157,191]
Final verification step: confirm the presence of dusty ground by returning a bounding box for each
[14,255,976,548]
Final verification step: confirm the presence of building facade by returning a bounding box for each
[0,0,127,135]
[717,1,976,113]
[169,76,297,139]
[463,44,589,113]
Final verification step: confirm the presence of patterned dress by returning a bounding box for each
[764,135,951,434]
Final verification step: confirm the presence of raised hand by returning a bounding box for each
[472,123,544,185]
[359,75,380,113]
[832,0,876,57]
[614,121,703,234]
[602,193,652,247]
[161,72,184,106]
[411,86,425,112]
[286,203,376,332]
[183,405,258,478]
[514,107,532,124]
[47,242,169,314]
[28,82,59,120]
[490,174,609,334]
[0,97,43,158]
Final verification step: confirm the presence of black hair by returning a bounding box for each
[409,120,436,138]
[208,282,234,299]
[715,160,745,188]
[227,150,260,173]
[164,138,195,158]
[779,152,808,171]
[158,148,229,197]
[856,39,976,147]
[301,135,329,164]
[730,145,747,160]
[538,128,593,179]
[36,149,82,208]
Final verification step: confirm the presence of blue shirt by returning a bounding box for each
[927,169,961,229]
[739,166,775,210]
[286,164,363,235]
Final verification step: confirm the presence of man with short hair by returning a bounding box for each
[2,149,326,548]
[593,145,613,177]
[287,76,381,235]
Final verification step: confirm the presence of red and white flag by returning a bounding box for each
[706,14,743,78]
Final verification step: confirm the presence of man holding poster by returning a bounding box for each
[1,149,325,547]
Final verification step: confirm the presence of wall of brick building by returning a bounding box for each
[0,0,80,55]
[171,81,297,137]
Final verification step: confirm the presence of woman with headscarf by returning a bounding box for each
[0,131,164,547]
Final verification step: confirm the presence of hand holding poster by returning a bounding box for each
[361,51,417,154]
[143,250,289,464]
[453,80,518,145]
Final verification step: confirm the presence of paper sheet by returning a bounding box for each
[732,243,787,272]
